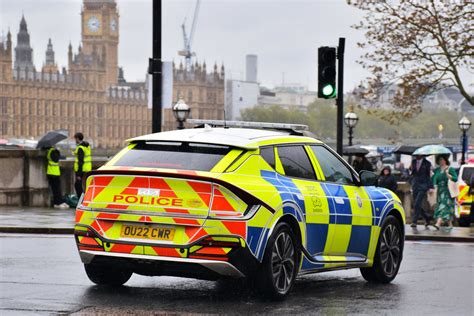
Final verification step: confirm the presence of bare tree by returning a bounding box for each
[349,0,473,125]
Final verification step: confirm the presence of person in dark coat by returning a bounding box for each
[410,155,433,228]
[352,154,374,173]
[378,166,398,192]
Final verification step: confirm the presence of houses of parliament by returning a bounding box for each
[0,0,225,148]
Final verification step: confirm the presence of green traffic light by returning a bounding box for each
[322,84,335,96]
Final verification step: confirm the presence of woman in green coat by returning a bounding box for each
[432,155,458,230]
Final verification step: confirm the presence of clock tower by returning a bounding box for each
[81,0,119,87]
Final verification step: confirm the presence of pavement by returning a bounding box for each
[1,234,472,314]
[0,207,473,242]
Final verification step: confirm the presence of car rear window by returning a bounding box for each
[461,166,474,183]
[113,141,232,171]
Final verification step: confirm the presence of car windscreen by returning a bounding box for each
[113,141,232,171]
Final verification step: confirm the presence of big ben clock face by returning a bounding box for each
[87,15,101,33]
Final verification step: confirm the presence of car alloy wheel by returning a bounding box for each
[271,230,296,293]
[380,223,401,278]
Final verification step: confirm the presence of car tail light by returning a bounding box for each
[209,184,249,218]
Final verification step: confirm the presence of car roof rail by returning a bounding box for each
[187,119,309,135]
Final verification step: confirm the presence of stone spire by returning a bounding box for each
[42,38,58,72]
[14,15,35,71]
[45,38,55,66]
[68,42,73,65]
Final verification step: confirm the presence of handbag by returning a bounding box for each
[447,178,459,198]
[427,188,437,208]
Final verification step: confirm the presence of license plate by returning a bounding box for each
[120,224,175,241]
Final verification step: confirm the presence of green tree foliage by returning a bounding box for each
[348,0,473,126]
[240,101,473,141]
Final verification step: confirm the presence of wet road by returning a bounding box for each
[0,234,472,315]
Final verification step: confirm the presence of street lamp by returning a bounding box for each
[173,99,190,130]
[458,116,471,165]
[344,111,359,147]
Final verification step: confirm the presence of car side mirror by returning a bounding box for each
[359,170,378,186]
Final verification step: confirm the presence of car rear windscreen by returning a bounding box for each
[461,167,474,183]
[113,141,232,171]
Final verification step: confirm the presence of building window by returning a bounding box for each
[37,101,41,116]
[188,90,193,102]
[0,98,7,115]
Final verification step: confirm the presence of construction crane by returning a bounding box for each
[178,0,201,71]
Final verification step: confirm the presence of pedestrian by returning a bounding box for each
[432,155,458,231]
[73,132,92,197]
[409,155,433,228]
[378,166,398,192]
[45,146,68,208]
[352,154,374,173]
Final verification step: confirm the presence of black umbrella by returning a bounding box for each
[392,145,419,155]
[36,129,68,149]
[343,145,369,156]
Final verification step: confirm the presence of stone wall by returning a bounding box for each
[0,149,49,206]
[0,149,106,207]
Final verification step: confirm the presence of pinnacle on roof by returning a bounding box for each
[20,14,27,30]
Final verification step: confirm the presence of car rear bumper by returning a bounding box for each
[75,224,260,280]
[79,250,245,279]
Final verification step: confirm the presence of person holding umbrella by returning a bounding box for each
[37,129,69,209]
[409,154,433,228]
[432,155,458,230]
[352,153,374,173]
[410,145,454,229]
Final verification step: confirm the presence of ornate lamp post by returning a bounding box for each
[172,99,190,130]
[458,116,471,165]
[344,111,359,147]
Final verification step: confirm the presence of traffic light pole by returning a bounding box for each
[149,0,162,133]
[336,38,345,156]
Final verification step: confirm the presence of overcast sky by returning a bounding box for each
[1,0,370,90]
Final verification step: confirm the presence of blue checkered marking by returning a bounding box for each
[321,183,352,225]
[306,223,329,254]
[257,229,270,259]
[260,170,306,213]
[365,187,392,226]
[247,226,264,255]
[347,225,371,256]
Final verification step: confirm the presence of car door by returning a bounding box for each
[308,145,373,262]
[274,145,335,262]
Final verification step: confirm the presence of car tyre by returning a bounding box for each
[360,215,403,283]
[458,217,470,227]
[257,222,299,300]
[84,263,132,286]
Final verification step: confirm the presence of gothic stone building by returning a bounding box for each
[0,0,224,149]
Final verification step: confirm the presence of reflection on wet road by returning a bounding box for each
[0,234,472,315]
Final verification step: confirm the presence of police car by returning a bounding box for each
[74,121,405,298]
[456,164,474,227]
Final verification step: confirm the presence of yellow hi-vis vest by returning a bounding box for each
[74,144,92,173]
[46,147,60,176]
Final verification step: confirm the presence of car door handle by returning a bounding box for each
[334,197,345,204]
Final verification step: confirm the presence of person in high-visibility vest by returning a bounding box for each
[73,132,92,197]
[45,146,68,208]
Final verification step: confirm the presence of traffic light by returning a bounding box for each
[318,47,336,99]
